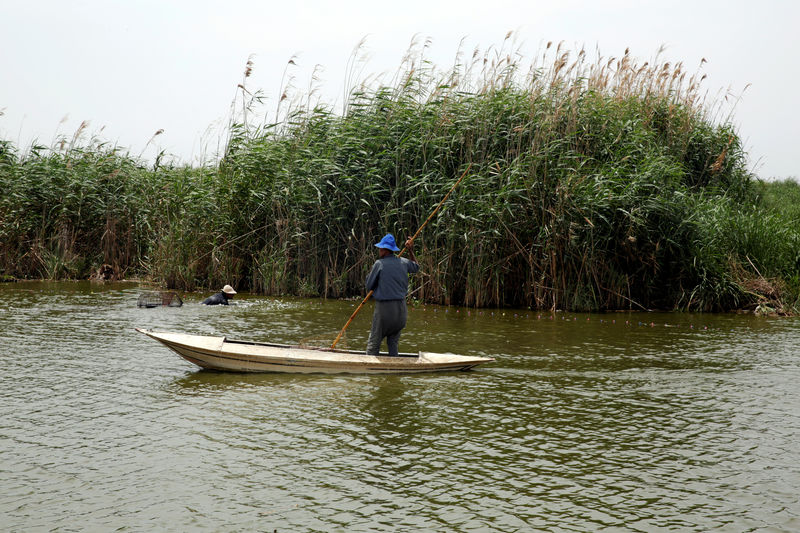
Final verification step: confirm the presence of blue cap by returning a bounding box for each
[374,233,400,252]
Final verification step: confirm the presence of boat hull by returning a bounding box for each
[136,329,493,374]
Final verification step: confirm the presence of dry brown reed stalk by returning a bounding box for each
[64,120,89,167]
[68,120,88,151]
[730,256,787,313]
[138,128,164,159]
[343,37,370,115]
[239,55,255,130]
[711,135,735,173]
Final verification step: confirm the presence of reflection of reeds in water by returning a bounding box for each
[0,34,797,312]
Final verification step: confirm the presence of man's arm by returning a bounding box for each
[365,260,381,292]
[404,238,417,263]
[404,238,420,274]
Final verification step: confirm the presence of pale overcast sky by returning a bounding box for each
[1,0,797,179]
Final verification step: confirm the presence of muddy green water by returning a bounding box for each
[2,281,800,531]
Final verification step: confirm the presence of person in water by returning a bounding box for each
[365,233,419,356]
[202,284,237,305]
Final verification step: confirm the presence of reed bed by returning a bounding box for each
[1,37,798,312]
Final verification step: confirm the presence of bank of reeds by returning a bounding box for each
[1,38,798,312]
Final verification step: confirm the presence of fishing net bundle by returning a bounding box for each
[137,291,183,308]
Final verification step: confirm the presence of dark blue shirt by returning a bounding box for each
[202,291,229,305]
[365,256,419,301]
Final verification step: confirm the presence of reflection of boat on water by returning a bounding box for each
[137,329,493,374]
[167,367,304,393]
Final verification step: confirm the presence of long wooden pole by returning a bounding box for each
[331,164,471,349]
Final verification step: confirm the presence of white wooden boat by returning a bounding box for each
[136,329,494,374]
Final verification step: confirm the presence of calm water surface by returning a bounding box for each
[2,281,800,531]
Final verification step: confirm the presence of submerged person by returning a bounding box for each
[202,284,237,305]
[365,233,419,356]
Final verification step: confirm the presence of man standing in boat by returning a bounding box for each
[202,284,237,305]
[365,234,419,356]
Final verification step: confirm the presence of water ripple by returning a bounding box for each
[2,282,800,530]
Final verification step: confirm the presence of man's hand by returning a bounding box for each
[405,238,416,262]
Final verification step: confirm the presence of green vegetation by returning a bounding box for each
[1,39,798,313]
[755,178,800,225]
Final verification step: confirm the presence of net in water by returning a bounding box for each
[137,291,183,308]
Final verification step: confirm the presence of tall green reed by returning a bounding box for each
[1,36,797,312]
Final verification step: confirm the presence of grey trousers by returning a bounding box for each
[366,299,408,356]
